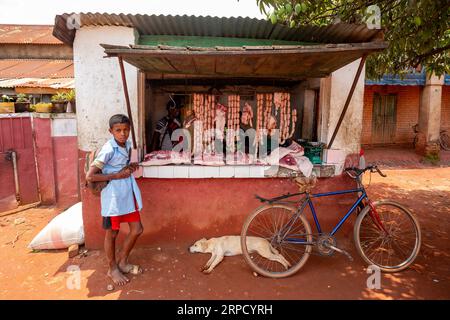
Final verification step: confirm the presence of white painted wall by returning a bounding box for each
[318,59,365,155]
[73,26,139,151]
[51,118,77,137]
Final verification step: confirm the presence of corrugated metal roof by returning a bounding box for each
[0,24,63,44]
[0,59,73,78]
[102,42,386,79]
[53,13,384,46]
[0,78,74,89]
[366,72,450,86]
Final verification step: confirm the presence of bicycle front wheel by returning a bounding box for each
[241,204,313,278]
[354,201,421,272]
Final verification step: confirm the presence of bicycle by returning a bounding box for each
[412,124,419,148]
[439,129,450,151]
[240,165,422,278]
[412,123,450,151]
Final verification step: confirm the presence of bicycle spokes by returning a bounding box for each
[243,205,312,276]
[358,203,419,269]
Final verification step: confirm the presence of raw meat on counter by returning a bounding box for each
[259,140,313,177]
[279,153,313,178]
[226,151,255,165]
[194,152,225,166]
[142,150,192,166]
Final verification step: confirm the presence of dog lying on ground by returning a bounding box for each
[189,235,291,274]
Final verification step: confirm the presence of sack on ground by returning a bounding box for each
[28,202,84,250]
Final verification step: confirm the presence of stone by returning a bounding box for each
[14,217,26,225]
[68,244,79,258]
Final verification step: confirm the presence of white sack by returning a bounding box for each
[28,202,84,250]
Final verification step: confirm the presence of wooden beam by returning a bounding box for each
[118,57,137,149]
[104,41,388,57]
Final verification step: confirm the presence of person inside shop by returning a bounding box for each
[150,98,183,151]
[239,102,254,154]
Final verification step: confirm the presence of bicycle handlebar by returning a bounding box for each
[344,165,386,178]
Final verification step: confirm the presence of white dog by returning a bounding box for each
[189,235,291,274]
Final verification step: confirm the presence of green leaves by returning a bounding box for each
[256,0,450,78]
[301,2,307,13]
[285,3,292,14]
[270,12,277,24]
[414,16,421,26]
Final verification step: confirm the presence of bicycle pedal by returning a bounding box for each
[328,245,353,262]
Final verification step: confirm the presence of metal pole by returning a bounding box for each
[118,56,137,149]
[328,54,367,149]
[11,150,21,205]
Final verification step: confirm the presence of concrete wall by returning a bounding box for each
[73,26,139,152]
[0,113,79,211]
[361,85,421,145]
[81,173,357,249]
[318,59,365,155]
[419,74,443,143]
[33,113,79,207]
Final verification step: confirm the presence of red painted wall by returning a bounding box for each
[362,85,421,145]
[80,150,358,249]
[53,136,80,208]
[442,86,450,131]
[33,118,57,204]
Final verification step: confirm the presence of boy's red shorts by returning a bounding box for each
[102,197,141,231]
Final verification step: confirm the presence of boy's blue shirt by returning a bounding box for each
[95,138,143,217]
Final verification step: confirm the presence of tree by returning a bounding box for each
[256,0,450,79]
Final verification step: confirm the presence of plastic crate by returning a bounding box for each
[303,143,324,164]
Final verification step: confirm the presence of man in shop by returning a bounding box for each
[150,99,183,151]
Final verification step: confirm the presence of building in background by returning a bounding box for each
[0,24,74,100]
[362,70,449,153]
[0,25,78,213]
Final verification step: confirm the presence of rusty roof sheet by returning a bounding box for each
[0,78,74,89]
[0,59,73,78]
[53,13,384,46]
[0,24,63,44]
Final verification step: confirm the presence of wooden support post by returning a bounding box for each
[328,54,367,149]
[118,56,137,149]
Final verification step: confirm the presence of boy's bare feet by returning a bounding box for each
[107,268,129,286]
[118,261,143,275]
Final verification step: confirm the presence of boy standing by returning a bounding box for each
[86,114,144,286]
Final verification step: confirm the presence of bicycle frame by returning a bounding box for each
[308,189,366,235]
[279,188,368,245]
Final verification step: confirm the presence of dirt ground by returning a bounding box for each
[1,155,450,300]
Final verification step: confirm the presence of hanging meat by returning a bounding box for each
[227,94,241,154]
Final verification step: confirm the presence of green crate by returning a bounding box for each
[304,144,323,164]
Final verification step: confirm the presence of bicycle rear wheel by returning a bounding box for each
[439,131,450,151]
[241,204,313,278]
[354,201,421,272]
